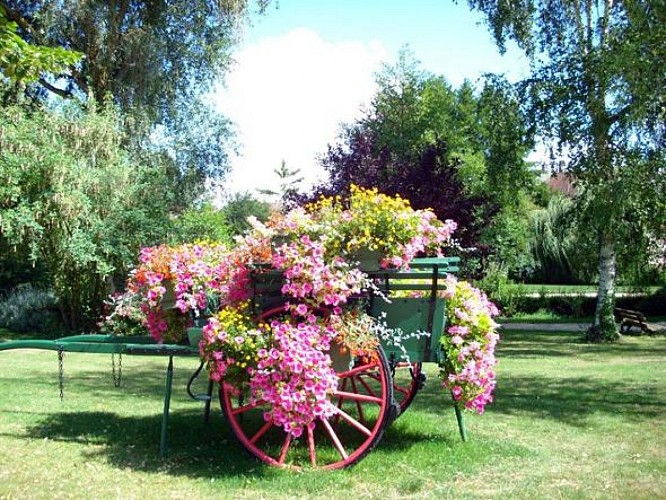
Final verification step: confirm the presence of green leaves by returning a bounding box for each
[0,6,82,83]
[467,0,666,337]
[0,104,173,330]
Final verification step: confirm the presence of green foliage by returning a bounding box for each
[221,192,271,237]
[0,6,81,83]
[467,0,666,340]
[526,194,576,282]
[313,52,536,262]
[3,0,265,114]
[0,284,62,333]
[257,160,304,204]
[476,262,525,317]
[1,1,268,199]
[481,199,535,281]
[0,104,173,330]
[169,202,231,245]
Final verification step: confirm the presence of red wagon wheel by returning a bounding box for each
[220,308,395,469]
[391,361,425,415]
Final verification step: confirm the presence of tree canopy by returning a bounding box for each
[467,0,666,340]
[0,5,81,83]
[1,0,269,203]
[0,104,174,330]
[306,52,537,272]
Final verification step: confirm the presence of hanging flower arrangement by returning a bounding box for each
[439,276,500,414]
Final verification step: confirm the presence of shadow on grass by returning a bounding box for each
[16,406,529,481]
[489,375,666,425]
[413,330,666,427]
[17,407,475,478]
[498,329,666,358]
[20,408,284,478]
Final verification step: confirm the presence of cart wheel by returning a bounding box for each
[392,362,424,415]
[220,309,395,469]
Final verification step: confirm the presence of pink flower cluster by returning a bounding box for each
[250,316,339,438]
[272,235,366,308]
[439,276,500,414]
[127,242,252,342]
[382,212,458,269]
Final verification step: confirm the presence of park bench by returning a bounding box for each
[614,307,654,334]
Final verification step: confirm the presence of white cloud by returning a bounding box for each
[212,28,388,199]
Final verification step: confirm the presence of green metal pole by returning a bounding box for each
[160,356,174,458]
[453,400,468,442]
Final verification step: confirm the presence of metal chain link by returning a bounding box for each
[111,353,123,388]
[57,347,64,401]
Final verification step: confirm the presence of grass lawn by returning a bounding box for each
[511,284,660,295]
[0,330,665,498]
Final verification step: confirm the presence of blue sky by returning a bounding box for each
[213,1,529,199]
[243,1,528,84]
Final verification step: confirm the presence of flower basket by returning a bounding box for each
[187,327,203,347]
[351,248,382,272]
[372,297,446,363]
[249,268,286,312]
[161,280,177,310]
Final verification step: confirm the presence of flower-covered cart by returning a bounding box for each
[0,186,499,470]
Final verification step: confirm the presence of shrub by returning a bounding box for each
[0,284,63,334]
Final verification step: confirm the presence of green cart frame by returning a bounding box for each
[0,257,463,469]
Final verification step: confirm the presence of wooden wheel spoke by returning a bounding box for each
[337,361,379,379]
[333,407,372,437]
[321,417,348,460]
[250,421,273,444]
[231,399,268,416]
[307,425,317,467]
[394,384,410,396]
[349,377,365,424]
[355,375,378,398]
[278,433,292,465]
[333,389,383,404]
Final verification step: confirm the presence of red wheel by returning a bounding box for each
[220,308,395,469]
[391,362,424,415]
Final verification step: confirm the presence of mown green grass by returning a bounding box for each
[0,330,664,499]
[511,284,660,295]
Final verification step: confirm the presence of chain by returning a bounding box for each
[57,347,64,401]
[112,353,123,388]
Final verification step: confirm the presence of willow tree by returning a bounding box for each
[467,0,666,341]
[1,0,269,204]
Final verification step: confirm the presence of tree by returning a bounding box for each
[258,160,305,204]
[1,0,268,201]
[1,0,267,110]
[0,5,81,83]
[0,104,173,330]
[307,52,535,270]
[467,0,666,341]
[221,192,271,237]
[169,202,232,245]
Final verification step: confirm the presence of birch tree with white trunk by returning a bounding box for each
[466,0,666,341]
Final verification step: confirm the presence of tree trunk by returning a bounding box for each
[586,230,620,342]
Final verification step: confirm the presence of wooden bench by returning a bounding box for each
[614,308,654,334]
